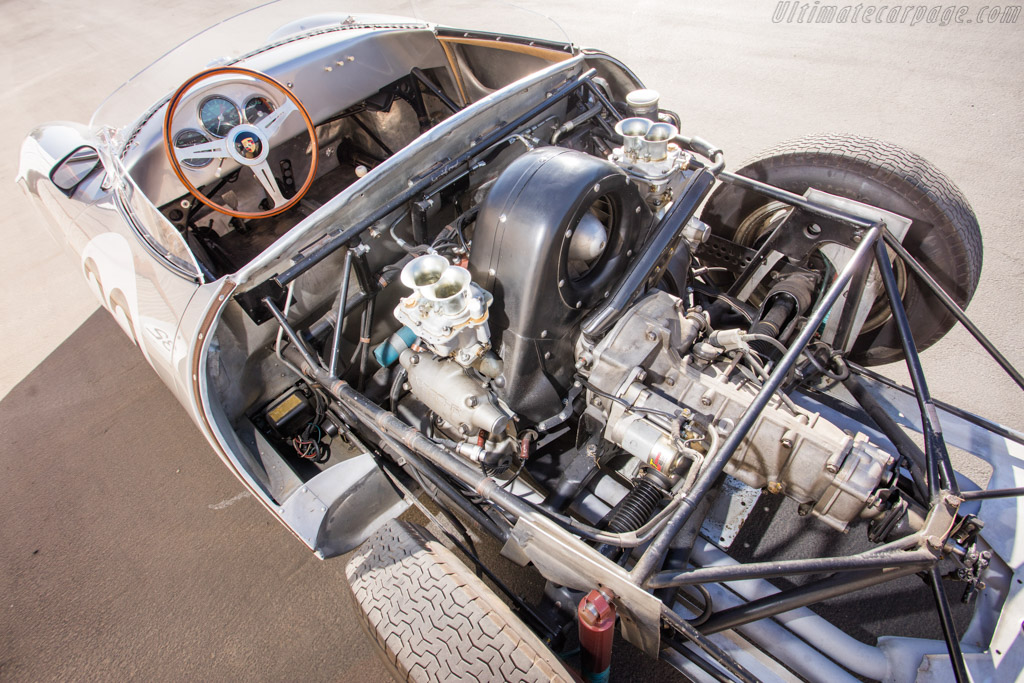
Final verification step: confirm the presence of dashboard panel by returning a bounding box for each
[124,26,451,208]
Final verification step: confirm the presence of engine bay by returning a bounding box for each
[235,77,904,542]
[191,39,998,679]
[17,5,1018,677]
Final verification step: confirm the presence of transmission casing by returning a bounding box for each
[582,290,895,531]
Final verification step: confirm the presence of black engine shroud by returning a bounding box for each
[469,147,649,423]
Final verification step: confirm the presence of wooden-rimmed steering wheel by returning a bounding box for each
[163,66,318,220]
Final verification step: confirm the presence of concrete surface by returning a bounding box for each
[1,0,1022,680]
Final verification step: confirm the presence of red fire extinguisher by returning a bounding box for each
[578,587,616,683]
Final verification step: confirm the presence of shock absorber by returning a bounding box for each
[748,272,817,359]
[578,587,617,683]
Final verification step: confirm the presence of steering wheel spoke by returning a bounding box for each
[174,138,229,162]
[251,160,287,208]
[257,100,297,139]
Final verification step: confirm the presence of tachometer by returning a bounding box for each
[174,129,213,169]
[244,95,275,124]
[198,96,240,138]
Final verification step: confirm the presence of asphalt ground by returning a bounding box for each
[0,309,392,680]
[2,0,1022,680]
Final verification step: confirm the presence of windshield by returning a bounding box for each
[89,0,570,137]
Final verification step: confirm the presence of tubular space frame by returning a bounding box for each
[262,75,1023,682]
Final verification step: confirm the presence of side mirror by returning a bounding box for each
[50,146,101,197]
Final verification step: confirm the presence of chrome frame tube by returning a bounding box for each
[629,223,883,583]
[698,564,926,636]
[882,229,1024,391]
[646,549,935,589]
[874,239,960,499]
[328,249,354,376]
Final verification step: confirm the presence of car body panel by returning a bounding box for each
[18,125,202,404]
[17,123,105,250]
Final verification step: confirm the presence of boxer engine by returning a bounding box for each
[383,114,896,531]
[394,246,895,530]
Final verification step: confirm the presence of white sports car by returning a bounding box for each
[18,3,1024,681]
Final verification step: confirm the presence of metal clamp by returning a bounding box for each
[536,380,583,432]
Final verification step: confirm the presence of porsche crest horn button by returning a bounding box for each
[234,131,263,159]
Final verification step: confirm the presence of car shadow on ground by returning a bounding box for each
[0,310,389,681]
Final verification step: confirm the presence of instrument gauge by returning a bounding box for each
[244,95,275,124]
[198,96,240,138]
[174,129,213,169]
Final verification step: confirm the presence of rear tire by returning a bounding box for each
[701,134,983,365]
[346,520,574,682]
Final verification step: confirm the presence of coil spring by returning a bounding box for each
[606,476,663,533]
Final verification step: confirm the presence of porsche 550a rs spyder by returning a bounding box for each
[18,3,1024,681]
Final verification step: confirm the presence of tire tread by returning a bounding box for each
[346,520,572,683]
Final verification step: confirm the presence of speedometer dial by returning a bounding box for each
[244,95,275,124]
[198,96,240,138]
[174,129,213,169]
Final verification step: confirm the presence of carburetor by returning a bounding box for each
[393,253,493,366]
[607,90,690,212]
[391,253,513,444]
